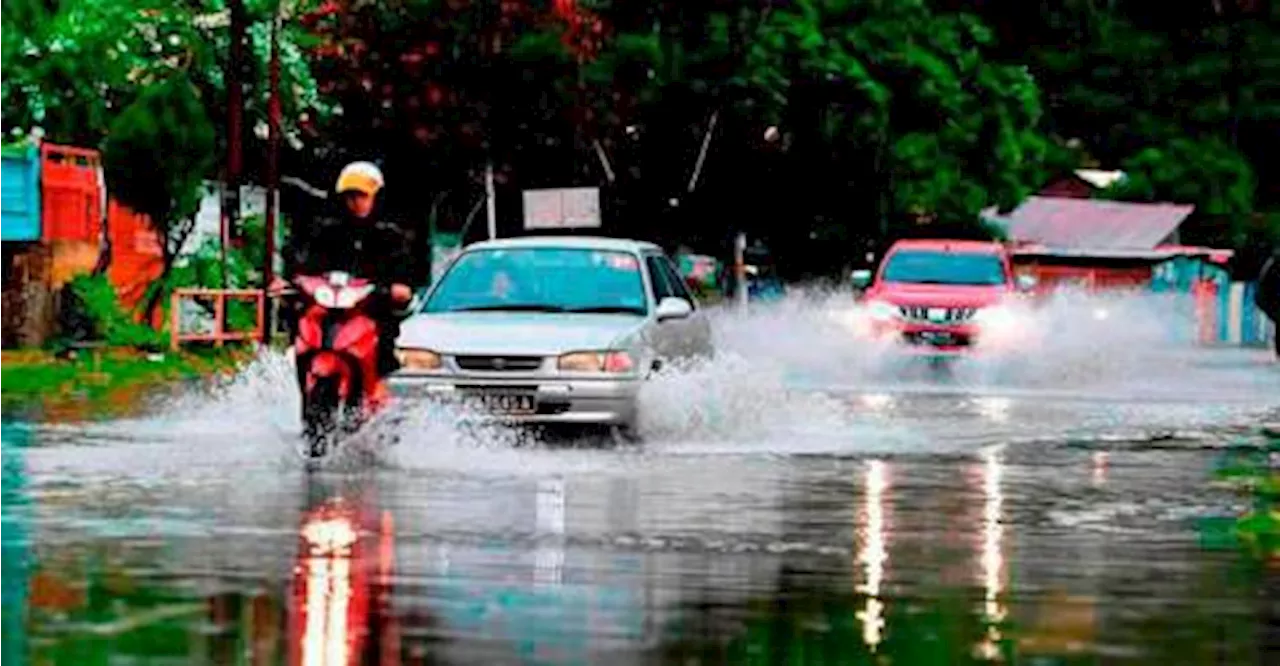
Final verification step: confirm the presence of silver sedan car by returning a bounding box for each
[389,236,713,439]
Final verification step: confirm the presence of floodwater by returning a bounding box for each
[4,289,1280,665]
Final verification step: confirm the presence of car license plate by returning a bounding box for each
[918,331,954,346]
[927,308,947,322]
[463,391,537,415]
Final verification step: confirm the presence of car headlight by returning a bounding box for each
[395,348,442,371]
[972,306,1019,329]
[557,350,635,374]
[864,300,901,322]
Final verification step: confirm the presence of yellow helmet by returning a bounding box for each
[335,161,384,196]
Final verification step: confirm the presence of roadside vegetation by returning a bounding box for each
[1213,434,1280,563]
[0,227,272,419]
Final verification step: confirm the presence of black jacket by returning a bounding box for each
[285,206,415,289]
[283,204,415,377]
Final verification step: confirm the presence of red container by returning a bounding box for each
[106,199,164,317]
[40,143,103,243]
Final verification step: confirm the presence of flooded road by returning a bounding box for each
[4,292,1280,665]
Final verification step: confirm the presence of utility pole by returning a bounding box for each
[223,0,247,283]
[485,162,497,240]
[262,4,282,344]
[734,231,748,310]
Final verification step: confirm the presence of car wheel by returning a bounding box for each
[608,424,642,446]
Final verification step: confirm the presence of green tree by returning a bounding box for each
[301,1,1049,276]
[1,0,330,167]
[955,0,1280,268]
[103,74,216,313]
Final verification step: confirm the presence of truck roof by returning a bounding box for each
[887,238,1006,254]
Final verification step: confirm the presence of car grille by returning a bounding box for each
[898,306,977,323]
[903,331,972,347]
[454,355,544,372]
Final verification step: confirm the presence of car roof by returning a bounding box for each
[887,238,1006,254]
[463,235,662,254]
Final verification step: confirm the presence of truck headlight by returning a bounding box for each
[865,300,901,322]
[972,306,1018,329]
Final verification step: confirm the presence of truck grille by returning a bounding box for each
[898,306,977,323]
[454,355,544,372]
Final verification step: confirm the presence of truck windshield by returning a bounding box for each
[881,250,1007,286]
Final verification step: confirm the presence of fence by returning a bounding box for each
[1206,281,1275,347]
[169,288,264,351]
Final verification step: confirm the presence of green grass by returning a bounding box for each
[1,347,250,420]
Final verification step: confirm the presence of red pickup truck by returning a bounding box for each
[850,239,1037,355]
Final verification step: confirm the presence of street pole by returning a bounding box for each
[485,162,497,240]
[734,231,748,310]
[262,6,282,344]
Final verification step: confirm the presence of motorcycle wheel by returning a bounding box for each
[303,377,342,459]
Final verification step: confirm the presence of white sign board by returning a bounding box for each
[522,187,601,230]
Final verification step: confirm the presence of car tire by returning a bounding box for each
[609,424,642,446]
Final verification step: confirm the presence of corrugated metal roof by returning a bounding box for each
[982,196,1194,250]
[1009,246,1228,261]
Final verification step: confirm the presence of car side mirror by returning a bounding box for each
[656,297,693,321]
[851,269,873,289]
[1016,274,1037,291]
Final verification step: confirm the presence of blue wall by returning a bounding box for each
[1,144,41,242]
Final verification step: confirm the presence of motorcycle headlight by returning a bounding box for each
[865,300,901,322]
[313,285,337,308]
[395,348,442,371]
[335,285,375,309]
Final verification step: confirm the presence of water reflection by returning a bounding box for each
[978,448,1007,661]
[535,477,566,589]
[974,397,1012,423]
[1092,451,1109,487]
[856,459,889,651]
[12,429,1273,665]
[288,479,400,666]
[1,424,32,666]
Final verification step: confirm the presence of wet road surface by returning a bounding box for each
[4,296,1280,665]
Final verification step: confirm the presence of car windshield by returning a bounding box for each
[424,247,649,315]
[881,249,1007,286]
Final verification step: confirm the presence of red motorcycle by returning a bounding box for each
[289,271,390,458]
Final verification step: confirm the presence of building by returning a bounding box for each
[981,196,1229,292]
[1037,169,1127,199]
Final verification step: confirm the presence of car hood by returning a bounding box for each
[397,311,647,356]
[867,283,1009,308]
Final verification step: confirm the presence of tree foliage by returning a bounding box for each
[103,75,215,265]
[6,0,1277,281]
[297,0,1053,275]
[960,0,1280,270]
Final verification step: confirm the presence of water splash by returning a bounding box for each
[19,285,1277,472]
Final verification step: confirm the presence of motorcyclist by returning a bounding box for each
[274,161,416,377]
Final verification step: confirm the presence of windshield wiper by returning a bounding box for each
[450,304,567,313]
[565,305,646,315]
